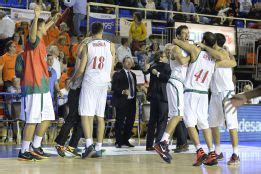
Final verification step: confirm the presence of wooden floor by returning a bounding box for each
[1,143,261,174]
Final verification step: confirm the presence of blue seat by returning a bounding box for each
[0,0,11,7]
[235,20,244,28]
[9,0,26,8]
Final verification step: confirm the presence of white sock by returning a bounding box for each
[160,132,170,143]
[86,138,93,148]
[21,141,31,153]
[196,144,202,150]
[32,135,43,148]
[233,147,239,156]
[96,143,102,151]
[215,145,221,154]
[209,147,215,153]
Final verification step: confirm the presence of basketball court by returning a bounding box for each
[1,142,261,174]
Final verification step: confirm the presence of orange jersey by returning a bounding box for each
[0,53,17,81]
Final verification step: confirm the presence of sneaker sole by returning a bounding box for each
[154,147,171,164]
[18,157,38,162]
[30,152,48,159]
[193,154,208,166]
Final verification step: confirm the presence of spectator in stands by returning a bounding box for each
[47,54,61,100]
[217,4,231,25]
[29,0,47,10]
[129,12,147,55]
[103,0,115,14]
[0,41,17,91]
[56,35,70,62]
[161,0,174,21]
[64,0,87,36]
[48,45,62,80]
[112,57,137,148]
[181,0,196,22]
[144,51,170,151]
[20,22,29,42]
[238,0,252,18]
[44,11,61,46]
[148,41,160,63]
[116,38,132,63]
[13,32,24,54]
[145,0,156,19]
[70,35,84,65]
[59,22,71,45]
[134,43,148,70]
[0,10,15,56]
[47,0,60,11]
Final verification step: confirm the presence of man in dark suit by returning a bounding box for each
[144,51,171,151]
[111,57,137,148]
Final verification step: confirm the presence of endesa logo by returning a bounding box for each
[103,22,114,30]
[238,119,261,132]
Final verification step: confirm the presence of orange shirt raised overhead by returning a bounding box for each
[43,26,60,46]
[0,53,17,82]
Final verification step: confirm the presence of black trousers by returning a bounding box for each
[173,121,188,146]
[115,99,136,145]
[146,99,168,148]
[55,88,83,148]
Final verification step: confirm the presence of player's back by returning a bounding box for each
[211,67,234,93]
[83,39,113,87]
[184,50,215,92]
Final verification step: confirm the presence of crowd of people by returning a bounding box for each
[23,0,261,27]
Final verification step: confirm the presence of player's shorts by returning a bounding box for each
[78,81,108,118]
[183,90,209,130]
[21,92,55,124]
[166,78,184,117]
[209,90,238,129]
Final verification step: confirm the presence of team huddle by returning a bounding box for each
[18,6,239,167]
[154,25,239,166]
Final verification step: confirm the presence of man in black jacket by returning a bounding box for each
[144,51,171,150]
[111,57,137,148]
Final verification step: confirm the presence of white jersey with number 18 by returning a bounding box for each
[83,39,113,87]
[184,50,215,92]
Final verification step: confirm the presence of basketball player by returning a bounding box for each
[68,22,115,158]
[197,33,239,165]
[154,25,190,163]
[17,6,60,161]
[173,32,225,166]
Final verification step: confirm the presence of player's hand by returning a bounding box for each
[53,13,62,22]
[196,42,206,49]
[151,69,158,76]
[34,5,41,18]
[122,89,130,96]
[224,93,248,113]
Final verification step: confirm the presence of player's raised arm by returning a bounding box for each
[173,39,200,62]
[172,45,190,65]
[30,5,41,43]
[197,42,229,61]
